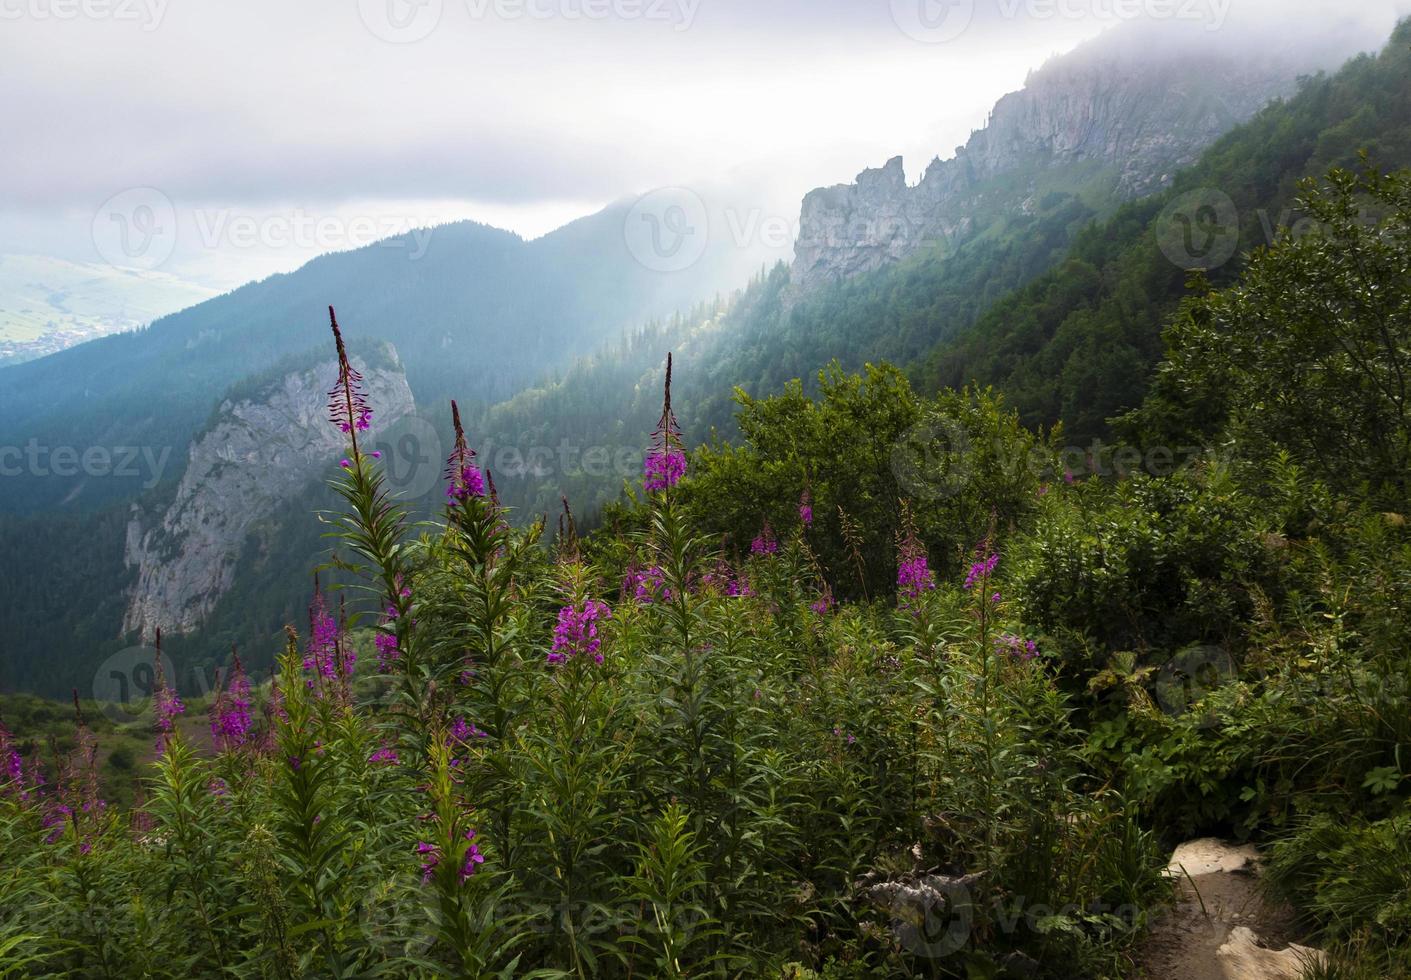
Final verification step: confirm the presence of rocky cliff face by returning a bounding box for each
[122,348,415,637]
[790,26,1343,292]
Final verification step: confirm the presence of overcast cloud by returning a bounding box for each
[0,0,1403,289]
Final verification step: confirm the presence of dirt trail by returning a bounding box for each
[1133,839,1323,980]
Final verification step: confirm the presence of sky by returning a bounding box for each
[0,0,1404,294]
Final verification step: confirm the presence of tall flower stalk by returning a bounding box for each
[644,352,687,493]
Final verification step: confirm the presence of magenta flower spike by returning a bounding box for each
[444,400,486,504]
[327,307,372,454]
[750,521,779,556]
[152,629,185,755]
[644,353,686,492]
[547,599,612,665]
[897,536,936,606]
[210,649,253,751]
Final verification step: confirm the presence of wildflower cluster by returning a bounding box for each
[897,536,935,602]
[963,547,1000,591]
[624,565,671,603]
[750,521,779,556]
[994,633,1039,661]
[0,315,1199,979]
[209,653,253,751]
[547,599,611,665]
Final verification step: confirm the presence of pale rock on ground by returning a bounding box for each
[1133,838,1324,980]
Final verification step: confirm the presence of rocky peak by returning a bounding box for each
[790,23,1354,293]
[122,346,415,637]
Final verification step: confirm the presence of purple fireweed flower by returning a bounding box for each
[208,778,229,798]
[327,308,372,443]
[548,599,611,665]
[265,679,288,724]
[643,352,685,492]
[750,522,779,556]
[700,561,751,597]
[43,803,72,844]
[210,654,253,751]
[304,591,341,686]
[444,401,486,504]
[448,717,489,745]
[152,651,185,755]
[995,634,1039,661]
[624,566,671,604]
[446,463,486,503]
[460,829,486,882]
[374,629,400,673]
[810,591,835,616]
[897,537,936,604]
[369,744,400,765]
[799,490,813,527]
[417,840,440,882]
[963,549,1000,591]
[643,448,687,492]
[0,721,26,799]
